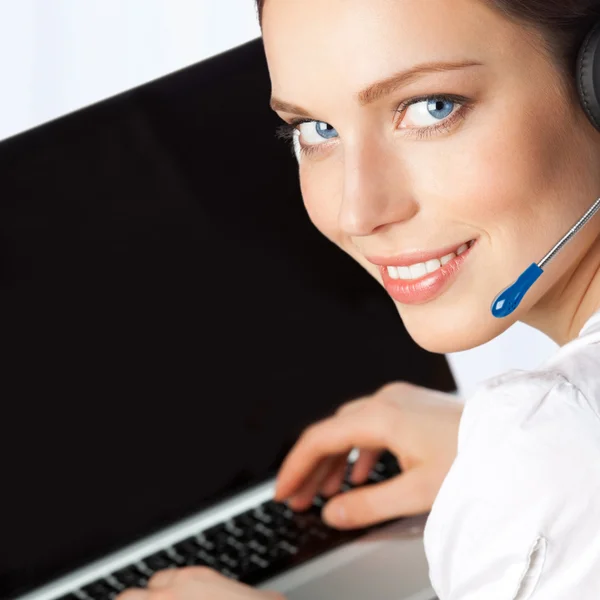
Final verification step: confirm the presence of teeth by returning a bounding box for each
[385,240,473,280]
[409,263,428,279]
[425,259,441,273]
[398,266,411,279]
[440,252,455,265]
[387,266,400,279]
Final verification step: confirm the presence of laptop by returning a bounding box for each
[0,37,454,600]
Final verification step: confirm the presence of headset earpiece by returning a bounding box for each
[577,21,600,131]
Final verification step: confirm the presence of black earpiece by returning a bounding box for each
[577,20,600,131]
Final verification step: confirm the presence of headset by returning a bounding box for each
[491,20,600,317]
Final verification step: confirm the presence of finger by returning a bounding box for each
[319,453,350,497]
[320,399,379,495]
[181,566,223,581]
[275,407,396,501]
[148,566,220,589]
[116,590,148,600]
[321,466,437,529]
[349,448,382,484]
[286,455,338,510]
[275,400,369,502]
[147,568,178,588]
[335,397,368,416]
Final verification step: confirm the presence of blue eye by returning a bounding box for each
[314,121,338,139]
[298,121,338,144]
[427,98,454,120]
[277,93,466,161]
[402,96,459,129]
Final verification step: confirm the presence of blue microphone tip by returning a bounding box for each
[491,263,543,318]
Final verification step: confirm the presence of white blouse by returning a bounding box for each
[424,309,600,599]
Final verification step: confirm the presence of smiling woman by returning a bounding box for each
[118,2,600,599]
[253,0,600,598]
[258,0,600,354]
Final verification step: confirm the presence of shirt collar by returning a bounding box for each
[578,307,600,338]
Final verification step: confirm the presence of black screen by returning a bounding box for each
[0,38,455,599]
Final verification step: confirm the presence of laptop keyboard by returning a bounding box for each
[56,452,402,600]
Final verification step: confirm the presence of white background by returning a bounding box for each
[0,0,559,396]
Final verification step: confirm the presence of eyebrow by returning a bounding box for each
[270,60,483,118]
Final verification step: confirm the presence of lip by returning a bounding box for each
[376,239,476,305]
[366,240,473,267]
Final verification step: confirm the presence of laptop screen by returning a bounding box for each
[0,38,455,599]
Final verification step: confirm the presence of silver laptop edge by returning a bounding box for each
[16,479,276,600]
[17,473,435,600]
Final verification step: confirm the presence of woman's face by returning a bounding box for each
[262,0,600,352]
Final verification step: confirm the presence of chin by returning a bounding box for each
[392,301,514,354]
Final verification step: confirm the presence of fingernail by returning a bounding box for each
[323,502,346,526]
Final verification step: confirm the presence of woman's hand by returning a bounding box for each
[116,567,284,600]
[274,381,463,529]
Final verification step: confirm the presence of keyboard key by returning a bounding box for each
[248,539,268,555]
[195,534,217,552]
[248,553,269,570]
[219,567,240,581]
[231,510,259,531]
[260,500,291,518]
[252,508,273,525]
[80,579,120,600]
[218,552,240,570]
[224,520,245,538]
[378,452,402,476]
[308,526,331,541]
[254,522,275,539]
[274,539,298,556]
[293,512,320,530]
[367,470,386,483]
[373,461,386,474]
[111,566,149,589]
[172,536,231,568]
[311,494,326,508]
[196,548,219,568]
[141,551,178,573]
[225,535,246,554]
[200,524,230,550]
[171,537,202,565]
[172,537,199,555]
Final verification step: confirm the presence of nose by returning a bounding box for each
[337,139,418,237]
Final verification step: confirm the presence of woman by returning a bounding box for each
[119,0,600,597]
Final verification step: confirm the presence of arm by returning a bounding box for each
[425,374,600,599]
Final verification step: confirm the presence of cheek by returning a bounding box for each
[391,97,583,352]
[426,98,575,249]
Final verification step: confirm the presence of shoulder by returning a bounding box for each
[458,367,600,452]
[424,370,600,598]
[455,368,600,507]
[541,332,600,407]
